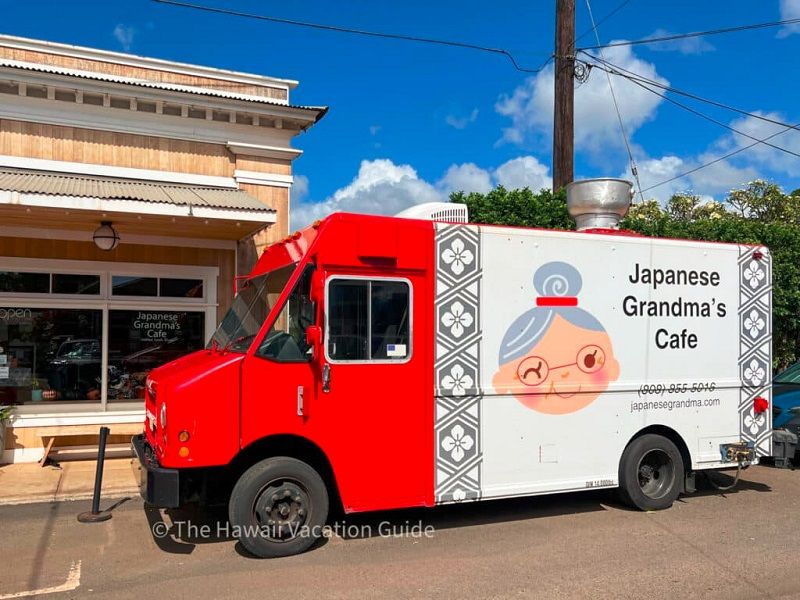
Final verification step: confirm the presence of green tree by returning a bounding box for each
[451,186,574,231]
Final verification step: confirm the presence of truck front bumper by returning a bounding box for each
[131,434,180,508]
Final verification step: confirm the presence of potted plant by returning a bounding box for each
[30,378,46,402]
[0,405,13,460]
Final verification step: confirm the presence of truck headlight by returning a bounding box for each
[159,403,167,430]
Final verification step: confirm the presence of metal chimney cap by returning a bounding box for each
[566,178,633,231]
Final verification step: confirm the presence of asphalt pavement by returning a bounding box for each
[2,464,800,600]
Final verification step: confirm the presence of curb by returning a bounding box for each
[0,487,139,507]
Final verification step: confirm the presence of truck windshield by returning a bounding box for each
[210,262,297,352]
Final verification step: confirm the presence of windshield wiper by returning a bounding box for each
[221,334,256,353]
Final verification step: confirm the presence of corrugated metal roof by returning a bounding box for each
[0,58,328,118]
[0,169,274,212]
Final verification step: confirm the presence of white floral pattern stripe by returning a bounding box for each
[441,424,475,462]
[738,246,772,457]
[441,300,474,339]
[434,223,483,504]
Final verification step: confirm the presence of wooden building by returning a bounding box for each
[0,34,326,463]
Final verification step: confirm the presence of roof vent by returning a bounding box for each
[566,178,633,231]
[395,202,469,223]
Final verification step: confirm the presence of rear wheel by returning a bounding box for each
[618,434,683,511]
[229,456,329,558]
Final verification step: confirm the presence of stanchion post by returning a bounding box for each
[78,426,112,523]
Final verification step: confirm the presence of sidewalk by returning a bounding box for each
[0,458,140,505]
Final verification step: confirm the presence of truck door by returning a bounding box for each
[240,263,318,450]
[319,274,432,512]
[240,267,432,513]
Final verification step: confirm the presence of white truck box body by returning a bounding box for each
[432,223,772,503]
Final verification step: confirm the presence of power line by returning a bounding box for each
[577,15,800,51]
[576,0,633,43]
[583,0,643,200]
[578,53,800,192]
[153,0,551,73]
[592,62,800,160]
[640,120,800,194]
[581,51,800,133]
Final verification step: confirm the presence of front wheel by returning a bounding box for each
[229,456,329,558]
[618,434,684,511]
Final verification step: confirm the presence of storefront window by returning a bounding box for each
[112,276,158,297]
[52,274,100,295]
[160,278,203,298]
[0,272,50,294]
[0,307,103,405]
[0,263,214,410]
[107,310,205,401]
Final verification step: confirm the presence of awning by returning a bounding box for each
[0,168,277,241]
[0,168,272,212]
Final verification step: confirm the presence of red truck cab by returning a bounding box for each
[133,212,435,557]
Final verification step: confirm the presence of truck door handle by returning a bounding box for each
[297,386,304,416]
[322,364,331,393]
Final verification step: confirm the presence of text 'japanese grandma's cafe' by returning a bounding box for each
[624,264,726,350]
[133,312,181,340]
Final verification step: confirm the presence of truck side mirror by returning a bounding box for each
[305,325,322,359]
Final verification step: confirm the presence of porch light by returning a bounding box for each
[93,221,120,251]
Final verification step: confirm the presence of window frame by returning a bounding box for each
[254,263,316,364]
[0,257,218,416]
[324,275,413,365]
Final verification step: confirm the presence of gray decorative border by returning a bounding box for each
[434,223,483,503]
[738,245,772,457]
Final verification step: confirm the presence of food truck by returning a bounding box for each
[133,179,772,558]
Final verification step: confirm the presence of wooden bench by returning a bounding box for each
[38,423,143,466]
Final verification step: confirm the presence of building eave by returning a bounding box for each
[0,60,327,122]
[0,33,300,90]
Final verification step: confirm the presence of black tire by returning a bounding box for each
[229,456,329,558]
[618,434,684,511]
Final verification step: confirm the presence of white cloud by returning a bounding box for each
[631,155,689,201]
[291,156,553,229]
[291,174,309,204]
[437,163,493,194]
[645,28,715,54]
[291,159,442,229]
[630,153,759,204]
[688,152,759,193]
[113,24,136,52]
[778,0,800,37]
[445,108,479,130]
[494,156,552,190]
[495,44,668,156]
[720,112,800,177]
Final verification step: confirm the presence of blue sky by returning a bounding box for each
[4,0,800,226]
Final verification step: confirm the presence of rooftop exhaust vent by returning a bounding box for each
[395,202,469,223]
[566,178,633,231]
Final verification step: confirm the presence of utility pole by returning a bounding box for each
[553,0,575,191]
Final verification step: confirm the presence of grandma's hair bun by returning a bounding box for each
[534,261,582,297]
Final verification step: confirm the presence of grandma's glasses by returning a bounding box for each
[516,345,606,386]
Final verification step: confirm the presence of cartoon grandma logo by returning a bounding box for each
[492,261,619,415]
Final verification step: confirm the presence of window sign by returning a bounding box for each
[107,310,205,401]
